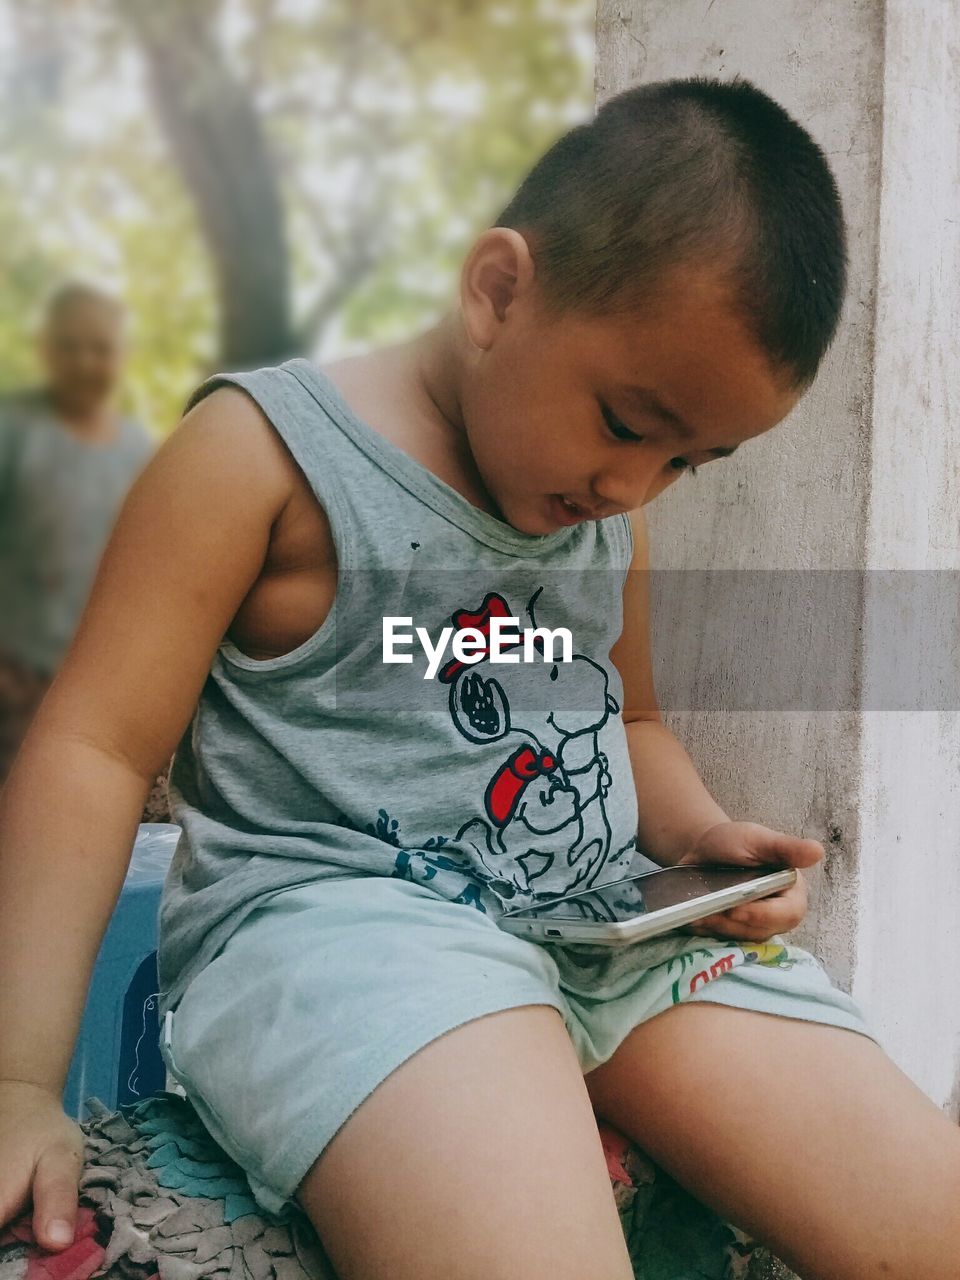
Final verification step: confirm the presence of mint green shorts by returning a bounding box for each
[159,874,875,1218]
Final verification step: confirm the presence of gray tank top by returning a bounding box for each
[158,357,640,1014]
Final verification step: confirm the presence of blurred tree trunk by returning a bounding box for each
[122,1,299,368]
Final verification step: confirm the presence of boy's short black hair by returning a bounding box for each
[493,76,847,386]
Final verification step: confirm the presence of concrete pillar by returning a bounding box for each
[596,0,960,1112]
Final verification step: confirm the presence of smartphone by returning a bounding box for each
[497,864,797,945]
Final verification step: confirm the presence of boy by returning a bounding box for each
[1,78,958,1280]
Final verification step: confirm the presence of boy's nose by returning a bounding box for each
[593,459,662,512]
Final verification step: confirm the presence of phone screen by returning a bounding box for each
[504,866,782,924]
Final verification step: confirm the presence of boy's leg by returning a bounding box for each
[583,1003,960,1280]
[296,1004,634,1280]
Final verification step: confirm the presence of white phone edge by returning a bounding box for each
[498,868,797,945]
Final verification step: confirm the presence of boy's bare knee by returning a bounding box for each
[585,1004,960,1280]
[295,1004,633,1280]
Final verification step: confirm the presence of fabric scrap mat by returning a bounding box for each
[0,1092,795,1280]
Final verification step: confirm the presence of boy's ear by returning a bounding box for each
[459,228,536,349]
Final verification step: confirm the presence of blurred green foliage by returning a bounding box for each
[0,0,594,434]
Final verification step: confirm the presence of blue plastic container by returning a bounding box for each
[62,823,181,1120]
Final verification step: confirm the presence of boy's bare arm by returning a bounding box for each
[0,387,296,1092]
[609,507,821,940]
[609,506,731,867]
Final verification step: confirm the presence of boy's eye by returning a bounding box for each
[600,403,698,475]
[600,402,643,443]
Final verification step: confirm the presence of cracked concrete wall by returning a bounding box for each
[596,0,960,1111]
[856,0,960,1113]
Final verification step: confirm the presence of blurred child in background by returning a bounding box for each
[0,283,155,794]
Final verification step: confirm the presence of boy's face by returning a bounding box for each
[457,231,803,535]
[39,297,128,416]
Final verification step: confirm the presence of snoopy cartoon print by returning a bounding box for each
[439,587,622,901]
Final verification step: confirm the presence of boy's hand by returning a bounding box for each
[0,1081,85,1251]
[675,820,824,941]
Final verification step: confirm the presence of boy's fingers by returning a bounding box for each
[683,916,785,941]
[0,1181,30,1234]
[682,873,807,939]
[755,832,824,869]
[32,1143,83,1250]
[683,893,807,940]
[729,883,806,925]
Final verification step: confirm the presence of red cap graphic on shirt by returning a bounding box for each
[437,592,524,683]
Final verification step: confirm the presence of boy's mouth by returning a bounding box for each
[552,494,597,524]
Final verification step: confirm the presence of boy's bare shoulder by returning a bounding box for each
[168,384,336,659]
[34,380,341,772]
[166,384,301,509]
